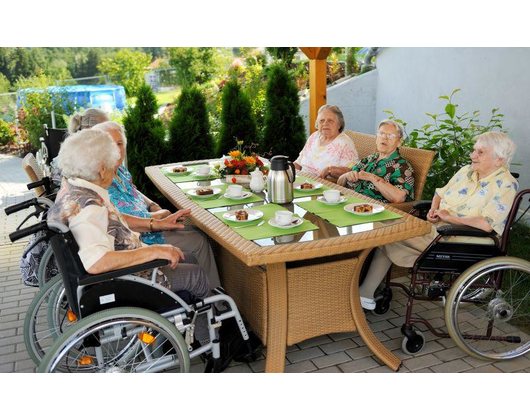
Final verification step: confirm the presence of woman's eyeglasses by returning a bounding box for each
[377,132,399,140]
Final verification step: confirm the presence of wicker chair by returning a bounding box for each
[343,130,435,214]
[22,153,46,196]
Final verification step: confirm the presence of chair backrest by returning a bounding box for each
[44,126,68,164]
[344,130,435,203]
[22,153,46,196]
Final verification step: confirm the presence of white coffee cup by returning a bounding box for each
[227,184,243,197]
[275,210,293,226]
[197,166,210,175]
[323,190,341,203]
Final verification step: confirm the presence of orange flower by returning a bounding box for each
[229,150,241,158]
[244,156,256,165]
[235,169,240,174]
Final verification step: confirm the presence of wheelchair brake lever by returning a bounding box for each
[16,210,43,232]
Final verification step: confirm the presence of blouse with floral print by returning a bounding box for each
[435,165,518,235]
[346,149,415,203]
[107,165,165,245]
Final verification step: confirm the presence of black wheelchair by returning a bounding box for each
[9,218,256,373]
[373,188,530,360]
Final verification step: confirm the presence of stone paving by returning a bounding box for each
[2,152,530,373]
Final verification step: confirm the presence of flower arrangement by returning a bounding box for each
[216,140,266,183]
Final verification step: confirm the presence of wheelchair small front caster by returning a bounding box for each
[372,290,393,316]
[401,329,425,356]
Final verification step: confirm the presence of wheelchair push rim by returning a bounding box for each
[38,307,190,373]
[446,256,530,361]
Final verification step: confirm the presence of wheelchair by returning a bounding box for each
[9,217,255,373]
[372,188,530,360]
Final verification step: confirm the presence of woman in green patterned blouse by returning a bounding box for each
[337,120,414,203]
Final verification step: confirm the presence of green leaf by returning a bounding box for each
[451,88,461,97]
[445,103,456,119]
[438,95,450,100]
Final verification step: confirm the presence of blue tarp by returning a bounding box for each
[17,85,126,111]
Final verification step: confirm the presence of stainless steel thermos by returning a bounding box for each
[267,155,296,204]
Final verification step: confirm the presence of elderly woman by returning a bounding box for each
[359,131,518,310]
[68,108,109,133]
[47,129,211,299]
[338,119,414,203]
[92,121,221,288]
[294,105,358,179]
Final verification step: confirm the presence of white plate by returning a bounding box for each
[223,192,252,200]
[295,182,323,192]
[193,171,214,178]
[317,196,348,205]
[223,209,264,223]
[344,203,385,216]
[187,187,222,199]
[268,216,303,229]
[164,165,189,175]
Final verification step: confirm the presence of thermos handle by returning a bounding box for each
[287,161,296,184]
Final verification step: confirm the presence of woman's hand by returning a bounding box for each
[358,171,377,183]
[151,209,171,219]
[433,209,453,223]
[426,208,440,223]
[151,244,185,269]
[154,209,191,231]
[337,171,359,186]
[319,167,330,179]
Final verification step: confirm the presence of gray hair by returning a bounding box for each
[91,121,127,146]
[474,131,517,167]
[315,105,346,133]
[58,129,120,181]
[68,108,109,134]
[378,119,405,139]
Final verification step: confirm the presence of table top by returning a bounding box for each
[146,161,432,267]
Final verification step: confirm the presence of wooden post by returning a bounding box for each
[299,47,332,134]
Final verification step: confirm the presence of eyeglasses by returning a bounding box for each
[377,132,399,140]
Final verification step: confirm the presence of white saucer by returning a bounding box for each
[317,196,348,205]
[223,192,252,200]
[268,216,303,229]
[164,166,189,175]
[344,203,385,216]
[295,182,323,192]
[223,209,263,223]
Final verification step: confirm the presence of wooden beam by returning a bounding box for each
[299,47,332,133]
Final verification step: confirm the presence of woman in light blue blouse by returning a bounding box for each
[93,121,221,288]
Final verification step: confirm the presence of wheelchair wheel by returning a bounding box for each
[372,289,393,316]
[446,257,530,361]
[37,246,56,288]
[23,274,73,365]
[38,307,190,373]
[401,330,425,355]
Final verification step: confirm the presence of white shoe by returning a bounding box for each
[360,297,376,310]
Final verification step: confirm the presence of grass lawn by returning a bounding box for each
[128,88,180,107]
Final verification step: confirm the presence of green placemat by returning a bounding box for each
[293,176,333,198]
[296,196,403,228]
[183,184,264,209]
[162,164,220,183]
[215,203,319,241]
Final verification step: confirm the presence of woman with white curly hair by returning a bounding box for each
[358,131,519,310]
[47,129,211,299]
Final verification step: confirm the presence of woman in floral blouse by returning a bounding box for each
[358,131,518,310]
[338,119,414,203]
[294,105,358,179]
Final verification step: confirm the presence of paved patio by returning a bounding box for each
[2,152,530,373]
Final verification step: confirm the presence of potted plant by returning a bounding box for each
[216,140,267,184]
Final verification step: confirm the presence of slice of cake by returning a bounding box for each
[172,166,187,173]
[354,204,373,213]
[300,182,314,190]
[196,188,214,196]
[235,210,248,221]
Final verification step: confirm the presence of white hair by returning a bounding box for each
[91,121,127,146]
[474,131,516,167]
[378,119,405,139]
[68,108,109,134]
[58,129,120,181]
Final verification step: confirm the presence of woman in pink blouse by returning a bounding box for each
[294,105,359,179]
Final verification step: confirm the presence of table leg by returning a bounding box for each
[264,262,288,373]
[350,248,402,371]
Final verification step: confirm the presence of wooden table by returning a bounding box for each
[146,163,432,372]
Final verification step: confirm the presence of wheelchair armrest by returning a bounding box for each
[412,201,432,211]
[78,259,170,286]
[436,224,496,238]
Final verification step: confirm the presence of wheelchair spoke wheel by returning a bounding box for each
[38,307,190,373]
[446,257,530,361]
[24,274,74,366]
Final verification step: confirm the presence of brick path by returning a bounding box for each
[2,152,530,373]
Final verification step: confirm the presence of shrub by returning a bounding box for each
[122,84,166,198]
[217,79,258,156]
[261,63,306,160]
[385,89,505,199]
[0,119,15,145]
[265,48,298,66]
[167,85,215,162]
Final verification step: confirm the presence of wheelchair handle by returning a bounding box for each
[27,177,54,194]
[4,197,54,216]
[9,221,49,242]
